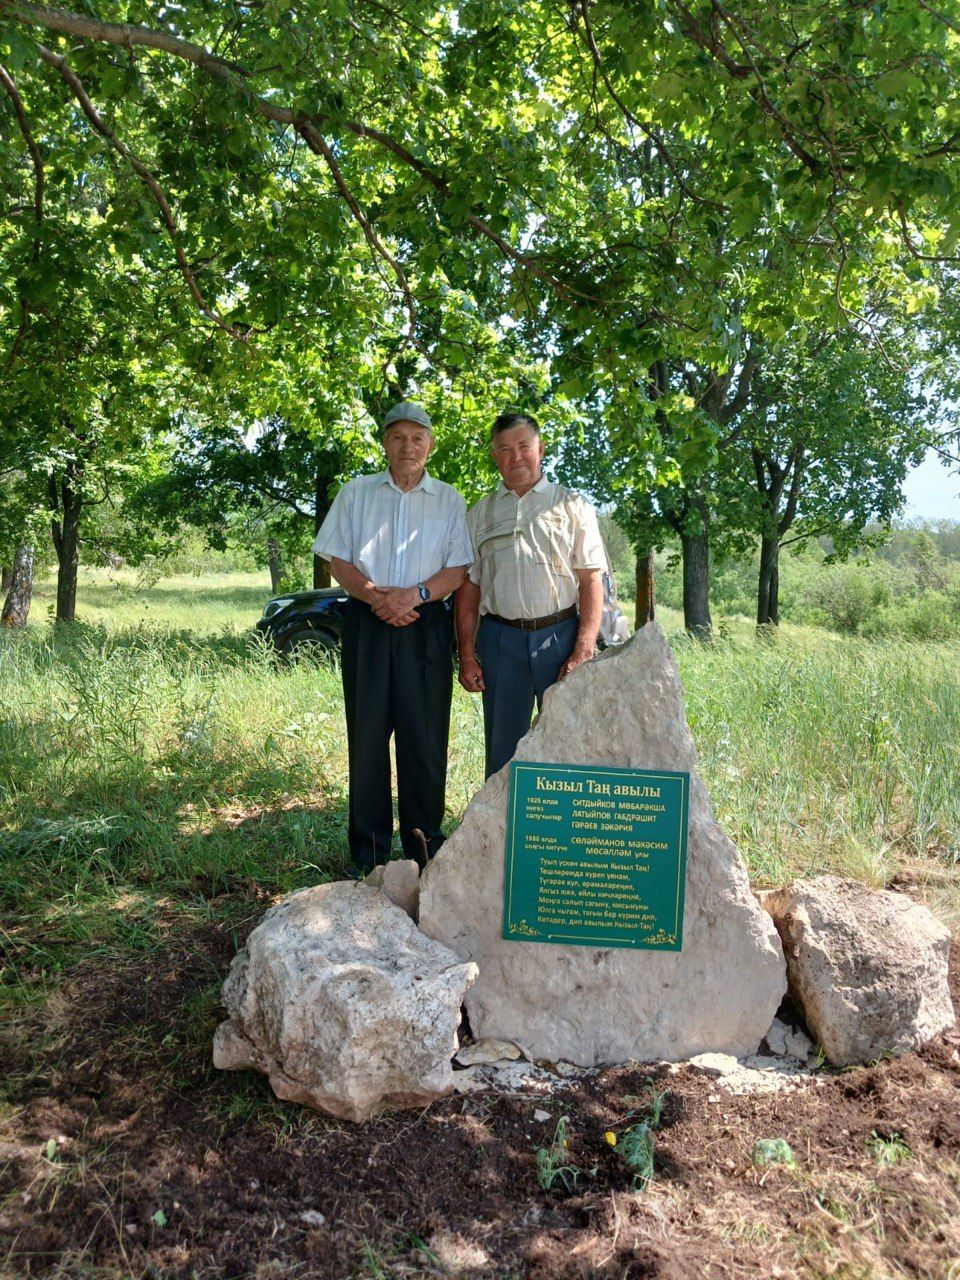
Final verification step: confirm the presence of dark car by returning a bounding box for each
[256,570,629,659]
[255,587,350,658]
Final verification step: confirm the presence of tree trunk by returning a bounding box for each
[680,529,712,636]
[1,565,11,593]
[267,537,284,593]
[313,460,332,590]
[313,553,331,590]
[1,542,34,628]
[757,535,780,627]
[50,462,83,623]
[634,548,655,628]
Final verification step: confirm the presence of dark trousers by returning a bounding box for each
[341,598,453,871]
[475,613,578,778]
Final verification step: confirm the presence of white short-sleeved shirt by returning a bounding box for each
[312,470,472,589]
[467,477,605,619]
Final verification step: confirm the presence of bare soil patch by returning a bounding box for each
[2,914,958,1279]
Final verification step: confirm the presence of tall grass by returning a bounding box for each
[2,572,957,1029]
[673,623,960,904]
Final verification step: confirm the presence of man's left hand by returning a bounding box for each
[559,644,594,680]
[372,586,420,624]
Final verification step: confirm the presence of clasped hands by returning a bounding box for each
[369,584,421,627]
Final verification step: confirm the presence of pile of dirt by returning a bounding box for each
[1,913,957,1279]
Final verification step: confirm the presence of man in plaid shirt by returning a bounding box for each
[456,412,605,778]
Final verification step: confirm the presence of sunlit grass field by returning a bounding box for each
[36,566,272,633]
[2,568,958,1029]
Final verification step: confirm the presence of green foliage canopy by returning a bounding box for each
[2,0,960,608]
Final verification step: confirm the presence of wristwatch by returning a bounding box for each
[416,583,430,602]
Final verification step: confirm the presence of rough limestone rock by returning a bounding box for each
[213,882,477,1120]
[454,1038,524,1067]
[365,859,421,919]
[419,624,786,1066]
[764,876,955,1066]
[762,1016,815,1063]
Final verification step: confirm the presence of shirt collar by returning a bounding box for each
[496,474,551,497]
[379,469,439,495]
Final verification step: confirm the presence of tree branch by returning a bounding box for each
[47,469,63,558]
[6,0,601,304]
[915,0,960,34]
[780,523,831,548]
[751,444,769,497]
[779,444,805,534]
[0,60,43,226]
[213,472,314,520]
[719,335,761,428]
[896,198,960,263]
[36,40,250,340]
[295,121,417,344]
[7,1,250,74]
[573,0,724,211]
[831,232,899,368]
[670,0,823,174]
[0,59,44,371]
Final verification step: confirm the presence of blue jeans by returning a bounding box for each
[475,613,578,777]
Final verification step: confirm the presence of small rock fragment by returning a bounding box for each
[745,1054,782,1071]
[762,1017,789,1056]
[554,1060,585,1078]
[689,1052,740,1078]
[451,1066,486,1094]
[533,1108,551,1122]
[784,1027,813,1060]
[299,1210,326,1228]
[454,1038,523,1067]
[364,860,420,920]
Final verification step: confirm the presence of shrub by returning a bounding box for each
[795,562,898,633]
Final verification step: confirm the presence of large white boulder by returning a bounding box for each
[213,882,477,1120]
[419,624,786,1066]
[764,876,955,1066]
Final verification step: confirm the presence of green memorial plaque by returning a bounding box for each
[503,761,689,951]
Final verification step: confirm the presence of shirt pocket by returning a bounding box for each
[528,509,571,570]
[474,519,517,570]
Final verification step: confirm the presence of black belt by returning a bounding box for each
[485,605,578,632]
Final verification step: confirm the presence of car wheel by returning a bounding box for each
[281,628,339,662]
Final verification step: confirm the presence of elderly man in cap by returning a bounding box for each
[456,411,605,778]
[313,402,472,877]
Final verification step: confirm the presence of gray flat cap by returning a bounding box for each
[382,401,432,432]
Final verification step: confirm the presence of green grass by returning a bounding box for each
[672,616,960,918]
[866,1131,911,1168]
[31,566,272,634]
[2,570,958,1039]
